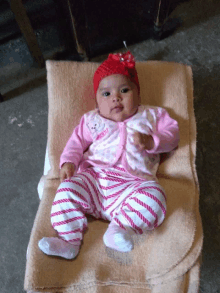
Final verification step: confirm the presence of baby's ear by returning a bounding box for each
[95,99,98,108]
[138,95,141,105]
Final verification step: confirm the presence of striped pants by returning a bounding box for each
[51,166,167,244]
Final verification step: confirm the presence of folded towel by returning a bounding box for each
[24,60,203,292]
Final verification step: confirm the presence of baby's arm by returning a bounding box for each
[133,108,179,153]
[147,108,179,154]
[60,115,93,181]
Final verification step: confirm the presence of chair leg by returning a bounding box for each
[0,93,4,102]
[10,0,45,68]
[66,0,89,59]
[153,0,181,40]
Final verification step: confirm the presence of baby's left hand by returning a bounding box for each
[132,132,154,151]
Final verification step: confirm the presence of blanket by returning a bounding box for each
[24,60,203,292]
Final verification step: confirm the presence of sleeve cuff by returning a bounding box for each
[59,161,76,169]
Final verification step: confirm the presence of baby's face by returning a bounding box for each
[96,74,140,122]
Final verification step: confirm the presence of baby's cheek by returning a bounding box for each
[100,103,110,115]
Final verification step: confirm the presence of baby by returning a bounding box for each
[38,51,180,259]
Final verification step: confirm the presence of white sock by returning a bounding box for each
[103,222,134,252]
[38,237,80,259]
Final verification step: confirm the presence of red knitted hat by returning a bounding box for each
[93,51,140,95]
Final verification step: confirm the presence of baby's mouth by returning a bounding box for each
[112,105,123,112]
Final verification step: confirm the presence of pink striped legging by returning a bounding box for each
[51,166,167,244]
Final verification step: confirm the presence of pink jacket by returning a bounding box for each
[60,105,180,181]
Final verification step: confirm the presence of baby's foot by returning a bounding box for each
[38,237,80,259]
[103,222,134,252]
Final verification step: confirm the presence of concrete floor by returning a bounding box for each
[0,0,220,292]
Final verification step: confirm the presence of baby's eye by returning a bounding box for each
[121,88,129,93]
[102,91,110,97]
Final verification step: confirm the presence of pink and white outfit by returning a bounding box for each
[51,105,179,244]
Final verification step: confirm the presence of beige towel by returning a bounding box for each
[24,60,203,292]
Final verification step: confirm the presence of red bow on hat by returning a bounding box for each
[108,51,135,69]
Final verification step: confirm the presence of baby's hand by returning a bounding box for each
[60,163,75,182]
[132,132,154,151]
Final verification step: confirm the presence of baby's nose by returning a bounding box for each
[113,92,121,101]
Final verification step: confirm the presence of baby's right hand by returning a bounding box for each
[60,163,75,182]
